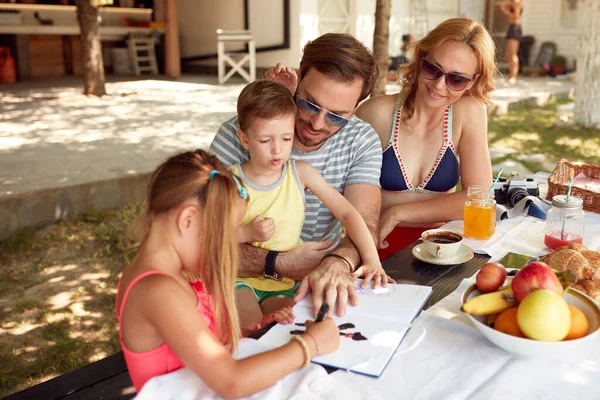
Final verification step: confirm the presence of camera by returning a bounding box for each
[493,174,540,207]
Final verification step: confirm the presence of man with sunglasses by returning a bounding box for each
[210,33,389,318]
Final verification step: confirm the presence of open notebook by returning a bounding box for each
[258,280,432,378]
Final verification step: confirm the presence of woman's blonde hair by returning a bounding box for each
[144,150,242,350]
[398,17,498,121]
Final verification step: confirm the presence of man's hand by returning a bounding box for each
[264,63,298,94]
[242,216,275,243]
[352,259,395,289]
[294,256,358,318]
[278,241,333,281]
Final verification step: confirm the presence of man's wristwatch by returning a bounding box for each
[264,250,282,281]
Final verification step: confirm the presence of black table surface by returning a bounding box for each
[382,240,489,309]
[8,241,489,400]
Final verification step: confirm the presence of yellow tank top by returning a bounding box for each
[232,160,305,291]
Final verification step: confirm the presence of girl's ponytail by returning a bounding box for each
[199,159,242,351]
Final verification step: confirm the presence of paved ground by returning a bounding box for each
[0,74,575,239]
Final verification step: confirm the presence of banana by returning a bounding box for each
[462,289,517,316]
[463,270,576,317]
[486,313,499,328]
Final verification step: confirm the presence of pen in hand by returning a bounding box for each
[315,303,329,322]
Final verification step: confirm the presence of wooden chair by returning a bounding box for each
[216,29,256,84]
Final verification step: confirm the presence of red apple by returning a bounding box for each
[476,262,508,293]
[511,261,563,302]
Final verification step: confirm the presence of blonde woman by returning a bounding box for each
[355,18,498,259]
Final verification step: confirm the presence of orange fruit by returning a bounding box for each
[564,305,589,340]
[494,308,525,338]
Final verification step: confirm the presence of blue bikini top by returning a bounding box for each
[380,96,460,194]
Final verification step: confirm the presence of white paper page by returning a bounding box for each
[296,281,432,323]
[258,302,410,377]
[258,281,432,377]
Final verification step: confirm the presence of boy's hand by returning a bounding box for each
[245,216,275,243]
[264,63,298,94]
[261,306,295,326]
[352,260,395,289]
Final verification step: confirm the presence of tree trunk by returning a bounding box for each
[372,0,391,97]
[76,0,106,97]
[574,0,600,127]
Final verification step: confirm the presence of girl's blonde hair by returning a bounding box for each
[144,149,242,350]
[398,17,498,122]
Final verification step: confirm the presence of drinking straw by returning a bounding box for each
[566,177,573,200]
[560,177,574,240]
[487,168,504,198]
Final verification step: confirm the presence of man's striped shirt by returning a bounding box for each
[210,115,382,246]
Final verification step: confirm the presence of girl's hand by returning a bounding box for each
[352,260,395,289]
[303,318,340,357]
[246,216,275,243]
[264,63,298,94]
[261,307,295,326]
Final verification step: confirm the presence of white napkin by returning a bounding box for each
[441,212,600,260]
[134,338,328,400]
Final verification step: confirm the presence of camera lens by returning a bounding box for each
[507,188,529,207]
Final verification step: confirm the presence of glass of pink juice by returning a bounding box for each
[544,231,583,250]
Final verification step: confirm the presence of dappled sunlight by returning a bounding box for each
[3,320,42,336]
[48,292,72,310]
[1,77,246,196]
[555,137,600,157]
[42,264,78,275]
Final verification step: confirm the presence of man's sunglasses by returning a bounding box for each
[295,96,350,128]
[420,58,474,91]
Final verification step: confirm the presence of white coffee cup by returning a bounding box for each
[421,229,463,259]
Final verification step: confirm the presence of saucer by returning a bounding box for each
[412,243,474,265]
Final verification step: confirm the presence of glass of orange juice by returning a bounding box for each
[463,185,496,240]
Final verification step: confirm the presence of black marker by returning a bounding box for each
[315,303,329,322]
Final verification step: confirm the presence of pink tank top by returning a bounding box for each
[115,271,218,392]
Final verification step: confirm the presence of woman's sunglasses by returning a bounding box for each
[295,97,350,128]
[420,58,474,91]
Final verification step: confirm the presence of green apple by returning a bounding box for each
[517,290,571,341]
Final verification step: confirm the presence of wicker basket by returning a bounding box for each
[547,159,600,213]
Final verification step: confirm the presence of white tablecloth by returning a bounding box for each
[136,210,600,399]
[441,212,600,261]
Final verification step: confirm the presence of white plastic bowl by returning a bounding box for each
[461,284,600,359]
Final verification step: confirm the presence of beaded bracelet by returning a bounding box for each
[290,335,311,369]
[304,331,319,356]
[323,254,354,274]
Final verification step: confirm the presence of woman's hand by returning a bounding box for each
[261,307,295,326]
[303,318,340,357]
[264,63,298,94]
[352,259,395,289]
[378,205,400,249]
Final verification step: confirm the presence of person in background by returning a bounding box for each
[211,33,386,318]
[500,0,524,85]
[233,80,388,335]
[116,149,339,396]
[355,17,497,260]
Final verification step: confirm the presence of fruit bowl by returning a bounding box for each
[461,284,600,358]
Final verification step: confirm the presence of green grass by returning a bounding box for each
[488,99,600,173]
[0,204,143,397]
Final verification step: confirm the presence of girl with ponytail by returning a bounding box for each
[116,149,339,397]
